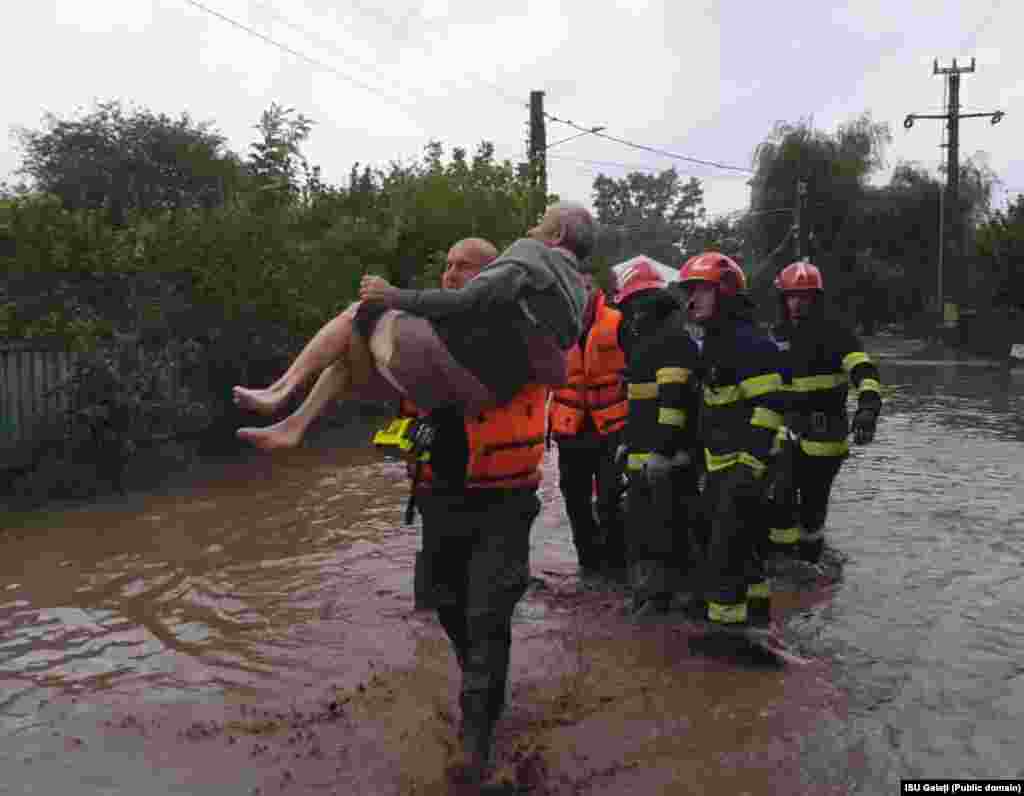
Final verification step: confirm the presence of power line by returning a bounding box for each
[344,0,527,111]
[182,0,422,121]
[548,153,752,179]
[543,112,755,174]
[248,0,424,106]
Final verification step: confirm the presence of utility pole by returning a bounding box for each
[794,177,808,261]
[904,58,1004,334]
[527,90,547,225]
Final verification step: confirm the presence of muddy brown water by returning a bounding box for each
[2,335,1023,794]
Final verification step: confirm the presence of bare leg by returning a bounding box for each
[232,304,359,415]
[237,361,351,450]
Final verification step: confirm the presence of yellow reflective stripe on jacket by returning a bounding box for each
[657,407,687,428]
[627,452,650,471]
[800,438,849,457]
[707,601,748,624]
[704,449,767,475]
[859,378,881,394]
[751,407,783,431]
[746,581,771,599]
[704,384,742,406]
[842,351,872,372]
[628,382,658,400]
[769,526,801,545]
[791,373,847,392]
[741,372,783,398]
[656,367,691,385]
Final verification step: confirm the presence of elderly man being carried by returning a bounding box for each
[233,202,593,450]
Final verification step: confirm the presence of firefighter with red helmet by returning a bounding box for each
[768,261,882,565]
[679,251,786,638]
[614,259,702,615]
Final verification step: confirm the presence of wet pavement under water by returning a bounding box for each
[2,335,1024,794]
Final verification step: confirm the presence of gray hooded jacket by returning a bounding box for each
[390,238,586,350]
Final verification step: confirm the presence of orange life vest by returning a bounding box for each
[548,293,627,438]
[406,384,548,491]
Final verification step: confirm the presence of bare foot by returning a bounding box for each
[236,419,305,451]
[232,384,293,415]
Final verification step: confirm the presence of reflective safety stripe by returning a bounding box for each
[842,351,872,372]
[769,526,802,545]
[751,407,783,430]
[656,367,691,385]
[627,452,650,471]
[704,384,742,406]
[628,382,658,400]
[704,449,767,475]
[791,373,846,392]
[747,581,771,599]
[658,407,687,427]
[800,438,849,457]
[707,601,748,624]
[740,372,783,398]
[859,378,881,394]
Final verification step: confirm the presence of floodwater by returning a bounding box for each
[1,335,1023,794]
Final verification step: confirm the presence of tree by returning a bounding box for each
[746,114,891,325]
[591,168,705,266]
[977,193,1024,310]
[14,100,244,219]
[247,102,317,206]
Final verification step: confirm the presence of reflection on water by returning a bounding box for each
[2,353,1024,789]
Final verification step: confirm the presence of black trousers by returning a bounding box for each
[556,431,625,570]
[769,451,844,561]
[417,487,540,724]
[700,465,768,614]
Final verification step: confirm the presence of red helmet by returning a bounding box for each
[775,261,824,292]
[614,258,666,304]
[679,252,747,298]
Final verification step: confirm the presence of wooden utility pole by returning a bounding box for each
[528,90,547,224]
[794,177,808,261]
[904,58,1004,329]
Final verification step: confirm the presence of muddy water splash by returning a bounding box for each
[2,341,1024,793]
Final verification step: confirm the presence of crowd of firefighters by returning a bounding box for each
[383,240,882,782]
[549,252,883,627]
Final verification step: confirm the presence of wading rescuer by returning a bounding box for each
[680,252,786,639]
[391,237,497,609]
[547,264,628,578]
[767,260,882,565]
[614,260,702,616]
[391,384,548,783]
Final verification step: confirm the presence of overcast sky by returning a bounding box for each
[3,0,1022,222]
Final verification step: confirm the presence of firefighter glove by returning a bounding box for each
[851,408,878,445]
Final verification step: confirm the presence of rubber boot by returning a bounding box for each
[450,691,494,784]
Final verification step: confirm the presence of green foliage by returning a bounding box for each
[976,193,1024,309]
[591,168,705,266]
[14,100,245,219]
